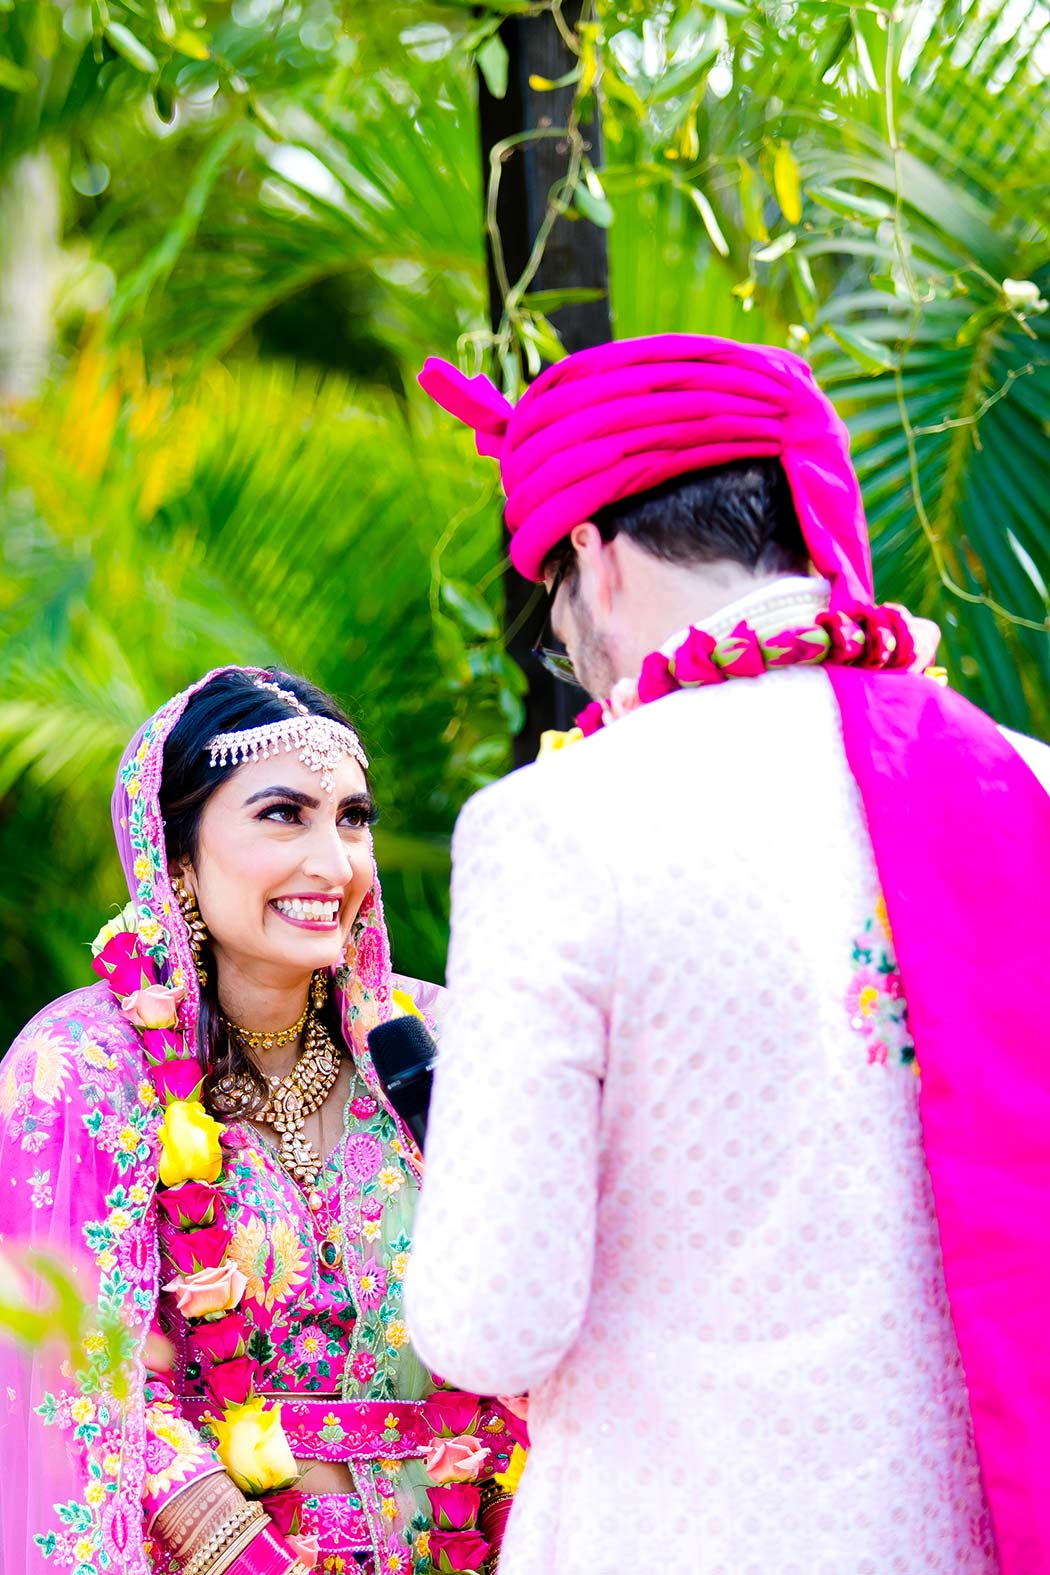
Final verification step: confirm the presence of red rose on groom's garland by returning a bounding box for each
[673,626,724,685]
[637,650,679,702]
[575,700,605,736]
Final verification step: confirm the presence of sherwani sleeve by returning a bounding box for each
[406,769,616,1397]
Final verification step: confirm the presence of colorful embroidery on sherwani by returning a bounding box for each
[847,897,916,1068]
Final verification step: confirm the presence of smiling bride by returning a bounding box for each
[0,667,522,1575]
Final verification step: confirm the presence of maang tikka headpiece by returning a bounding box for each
[204,678,369,796]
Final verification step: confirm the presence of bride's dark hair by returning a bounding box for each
[159,668,368,1119]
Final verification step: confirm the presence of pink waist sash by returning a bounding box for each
[179,1397,434,1461]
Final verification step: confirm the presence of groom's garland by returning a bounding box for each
[91,914,314,1563]
[571,602,936,736]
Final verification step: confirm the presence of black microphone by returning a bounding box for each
[367,1015,438,1152]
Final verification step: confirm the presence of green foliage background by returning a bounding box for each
[1,0,1049,1043]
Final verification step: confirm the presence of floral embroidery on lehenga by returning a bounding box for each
[142,1401,218,1499]
[847,896,917,1069]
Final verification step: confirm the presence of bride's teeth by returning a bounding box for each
[274,897,338,921]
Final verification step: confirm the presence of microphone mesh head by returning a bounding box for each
[367,1015,437,1085]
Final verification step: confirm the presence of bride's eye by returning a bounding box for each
[258,803,302,825]
[341,802,378,830]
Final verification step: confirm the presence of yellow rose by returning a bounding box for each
[90,901,139,957]
[390,988,423,1021]
[158,1099,223,1186]
[537,727,584,759]
[494,1443,528,1495]
[211,1397,298,1494]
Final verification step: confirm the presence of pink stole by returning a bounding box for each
[828,666,1050,1573]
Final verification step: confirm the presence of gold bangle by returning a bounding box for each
[181,1503,266,1575]
[208,1512,271,1575]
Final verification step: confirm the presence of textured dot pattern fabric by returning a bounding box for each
[407,668,998,1575]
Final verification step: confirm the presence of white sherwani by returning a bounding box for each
[407,582,1004,1575]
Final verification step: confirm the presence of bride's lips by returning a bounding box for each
[269,893,342,932]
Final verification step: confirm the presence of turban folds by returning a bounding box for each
[418,333,872,609]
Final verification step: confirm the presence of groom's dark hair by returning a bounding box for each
[545,457,810,580]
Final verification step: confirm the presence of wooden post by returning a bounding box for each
[477,2,612,765]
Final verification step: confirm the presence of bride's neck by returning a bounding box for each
[215,957,312,1038]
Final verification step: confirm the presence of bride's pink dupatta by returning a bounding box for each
[421,333,1050,1573]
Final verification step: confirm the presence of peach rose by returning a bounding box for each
[163,1261,247,1318]
[119,981,186,1030]
[607,677,641,719]
[287,1533,320,1569]
[424,1434,490,1485]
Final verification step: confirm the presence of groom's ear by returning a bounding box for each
[571,521,617,613]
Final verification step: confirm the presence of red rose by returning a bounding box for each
[161,1221,231,1275]
[92,931,156,997]
[156,1182,220,1230]
[428,1529,491,1572]
[673,626,724,685]
[574,700,604,736]
[636,650,679,703]
[205,1354,255,1409]
[718,621,766,679]
[148,1053,206,1105]
[423,1390,481,1438]
[426,1484,480,1530]
[189,1310,248,1365]
[262,1488,309,1538]
[816,608,867,665]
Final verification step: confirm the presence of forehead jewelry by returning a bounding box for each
[204,679,369,796]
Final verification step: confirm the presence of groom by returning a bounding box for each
[406,335,1050,1575]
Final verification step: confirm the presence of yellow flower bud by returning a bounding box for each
[212,1397,298,1494]
[494,1443,528,1495]
[390,988,423,1021]
[157,1099,223,1186]
[537,727,584,759]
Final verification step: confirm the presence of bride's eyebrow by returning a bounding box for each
[242,785,320,809]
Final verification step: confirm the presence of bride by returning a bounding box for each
[0,666,521,1575]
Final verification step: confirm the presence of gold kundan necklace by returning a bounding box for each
[215,1012,341,1189]
[220,999,310,1054]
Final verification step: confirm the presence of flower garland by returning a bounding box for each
[573,602,930,736]
[419,1389,529,1574]
[90,915,313,1563]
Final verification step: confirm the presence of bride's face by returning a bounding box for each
[182,752,375,988]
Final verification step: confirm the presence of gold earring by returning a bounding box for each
[311,969,328,1012]
[172,875,209,987]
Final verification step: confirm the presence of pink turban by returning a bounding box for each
[418,333,872,609]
